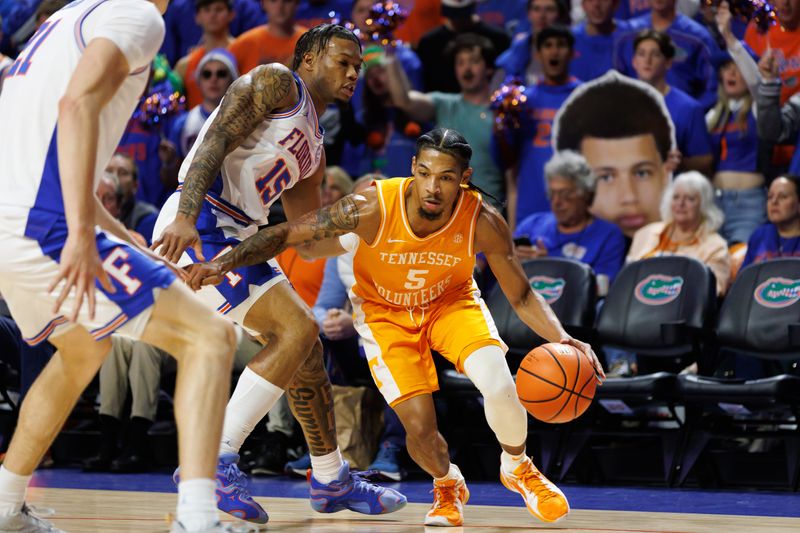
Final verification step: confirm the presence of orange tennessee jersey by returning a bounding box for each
[350,177,483,311]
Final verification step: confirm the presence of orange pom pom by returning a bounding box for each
[404,121,421,138]
[366,130,386,149]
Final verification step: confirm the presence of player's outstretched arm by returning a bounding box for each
[475,204,606,382]
[50,38,132,320]
[185,188,381,290]
[154,64,297,262]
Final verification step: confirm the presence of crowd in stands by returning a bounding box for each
[1,0,799,477]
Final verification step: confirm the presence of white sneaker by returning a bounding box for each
[0,504,64,532]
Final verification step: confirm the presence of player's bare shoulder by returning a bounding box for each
[475,200,513,254]
[246,63,299,114]
[218,63,298,122]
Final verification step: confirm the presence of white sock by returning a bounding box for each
[176,478,218,531]
[220,367,284,455]
[433,463,462,483]
[310,448,344,484]
[500,450,527,475]
[0,466,30,516]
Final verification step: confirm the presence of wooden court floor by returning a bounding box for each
[26,487,800,533]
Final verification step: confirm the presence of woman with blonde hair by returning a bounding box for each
[706,1,765,245]
[627,171,731,295]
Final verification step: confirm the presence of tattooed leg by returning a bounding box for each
[286,339,338,455]
[214,281,322,457]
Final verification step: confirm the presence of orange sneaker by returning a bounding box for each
[424,477,470,527]
[500,457,569,522]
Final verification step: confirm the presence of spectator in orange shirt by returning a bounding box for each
[229,0,307,75]
[175,0,236,110]
[744,0,800,105]
[395,0,445,47]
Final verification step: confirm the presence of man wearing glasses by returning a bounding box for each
[170,49,239,159]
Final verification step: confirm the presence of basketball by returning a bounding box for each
[516,343,597,424]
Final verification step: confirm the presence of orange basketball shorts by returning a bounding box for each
[352,287,506,407]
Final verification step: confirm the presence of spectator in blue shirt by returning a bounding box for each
[495,25,582,227]
[104,153,159,245]
[631,29,713,176]
[614,0,651,21]
[707,2,765,245]
[495,0,567,85]
[294,0,350,29]
[514,150,626,296]
[741,175,800,268]
[613,0,720,109]
[571,0,632,82]
[478,0,531,37]
[160,0,265,65]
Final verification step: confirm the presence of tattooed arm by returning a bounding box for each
[184,187,382,289]
[152,64,297,262]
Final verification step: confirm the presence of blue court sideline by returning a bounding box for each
[29,469,800,518]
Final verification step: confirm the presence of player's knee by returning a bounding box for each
[286,310,319,349]
[464,345,515,399]
[189,314,236,365]
[403,418,436,443]
[478,375,517,406]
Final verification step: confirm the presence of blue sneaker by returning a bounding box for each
[309,460,407,514]
[285,452,311,478]
[172,453,268,524]
[367,442,404,481]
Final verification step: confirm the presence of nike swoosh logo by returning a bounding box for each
[387,239,407,243]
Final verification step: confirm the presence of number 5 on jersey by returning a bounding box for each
[404,269,429,290]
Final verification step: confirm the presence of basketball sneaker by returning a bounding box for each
[172,453,268,524]
[367,442,404,481]
[424,475,470,527]
[499,457,569,522]
[0,504,64,532]
[309,460,407,514]
[169,521,237,532]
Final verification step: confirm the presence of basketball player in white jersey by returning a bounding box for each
[152,24,406,523]
[0,1,238,532]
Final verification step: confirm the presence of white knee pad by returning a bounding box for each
[463,345,527,447]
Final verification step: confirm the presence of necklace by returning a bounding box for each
[668,223,701,246]
[775,225,800,257]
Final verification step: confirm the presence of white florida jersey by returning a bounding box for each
[0,0,164,215]
[178,72,325,226]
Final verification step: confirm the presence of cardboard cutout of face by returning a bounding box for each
[552,71,676,237]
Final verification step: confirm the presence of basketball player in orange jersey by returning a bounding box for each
[186,128,606,527]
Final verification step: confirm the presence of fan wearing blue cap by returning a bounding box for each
[707,1,766,246]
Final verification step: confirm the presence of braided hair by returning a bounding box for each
[415,128,503,206]
[291,23,361,71]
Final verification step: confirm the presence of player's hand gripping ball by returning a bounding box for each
[516,343,597,423]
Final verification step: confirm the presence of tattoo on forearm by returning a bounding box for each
[286,341,337,455]
[218,195,361,272]
[178,66,294,218]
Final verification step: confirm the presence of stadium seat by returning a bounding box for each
[440,257,597,392]
[437,258,597,475]
[677,258,800,489]
[563,257,717,484]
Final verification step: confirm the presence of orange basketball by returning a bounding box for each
[516,343,597,423]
